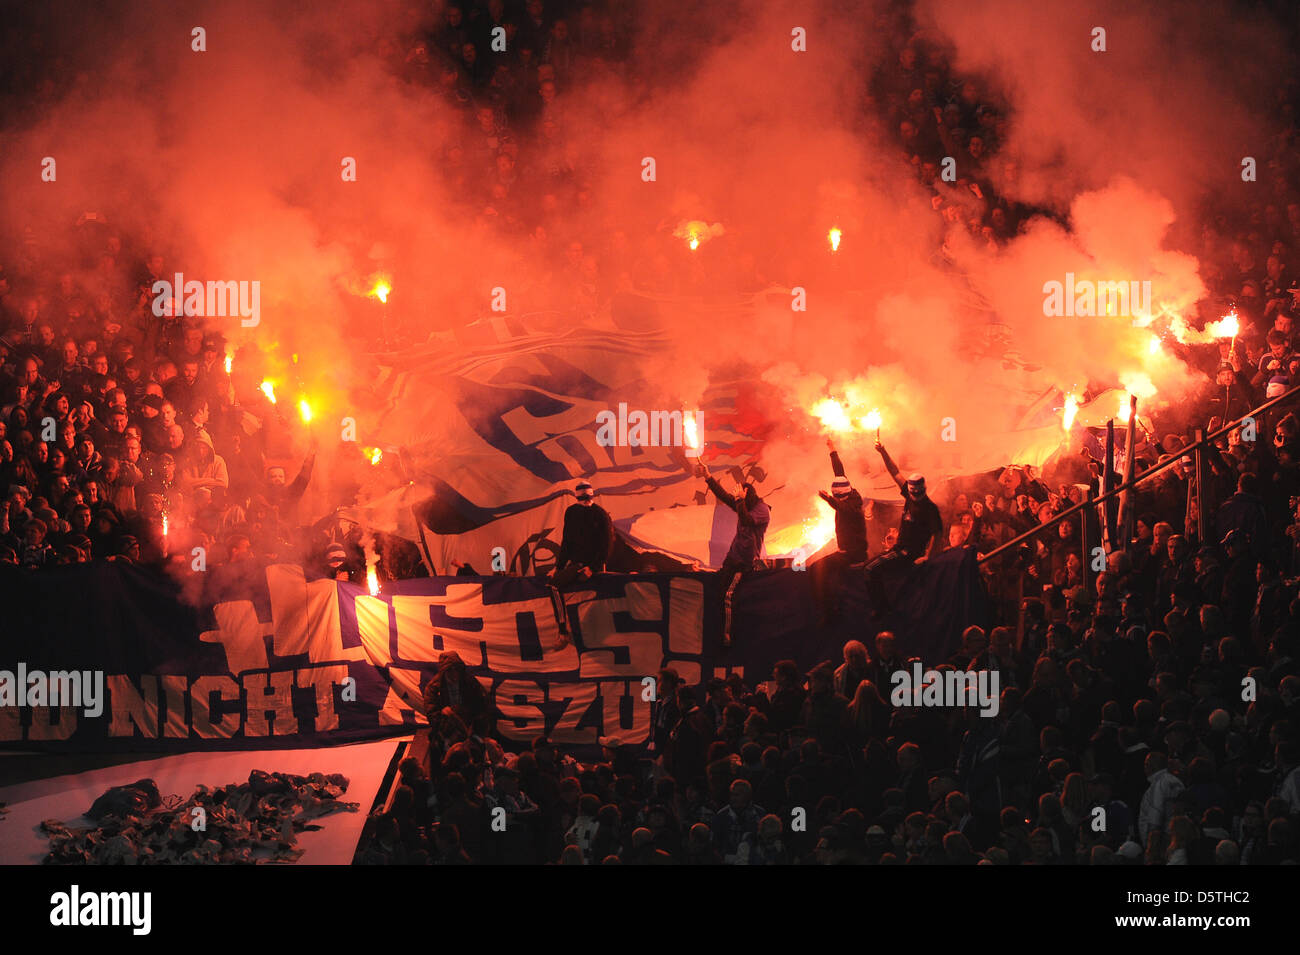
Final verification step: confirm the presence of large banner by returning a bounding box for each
[0,548,987,753]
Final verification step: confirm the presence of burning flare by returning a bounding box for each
[812,398,853,433]
[859,408,882,433]
[1169,308,1240,345]
[683,411,701,451]
[260,380,277,404]
[368,275,392,304]
[673,219,724,252]
[366,563,380,596]
[362,446,384,466]
[297,398,313,423]
[223,353,232,375]
[828,228,842,252]
[1062,393,1079,432]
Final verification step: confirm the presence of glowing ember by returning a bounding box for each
[260,380,277,404]
[1062,392,1079,432]
[223,353,232,375]
[828,227,842,252]
[366,564,380,596]
[297,398,313,423]
[812,397,853,433]
[362,446,383,466]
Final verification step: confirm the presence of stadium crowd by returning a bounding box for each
[2,0,1300,864]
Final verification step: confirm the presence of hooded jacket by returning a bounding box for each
[706,475,770,566]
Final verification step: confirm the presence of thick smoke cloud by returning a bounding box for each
[1,0,1292,554]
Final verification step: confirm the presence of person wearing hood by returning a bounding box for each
[864,436,942,612]
[181,430,229,496]
[422,650,492,736]
[696,462,770,579]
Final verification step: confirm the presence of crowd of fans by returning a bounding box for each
[3,1,1300,864]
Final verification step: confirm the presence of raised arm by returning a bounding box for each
[705,474,739,512]
[875,439,905,492]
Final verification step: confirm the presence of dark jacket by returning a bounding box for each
[556,500,615,572]
[706,476,770,567]
[819,450,868,559]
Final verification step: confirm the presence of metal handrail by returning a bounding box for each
[977,386,1300,564]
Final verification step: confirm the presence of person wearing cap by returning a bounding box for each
[864,436,943,612]
[324,541,351,581]
[813,438,870,624]
[818,438,868,563]
[551,479,614,587]
[1206,355,1256,424]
